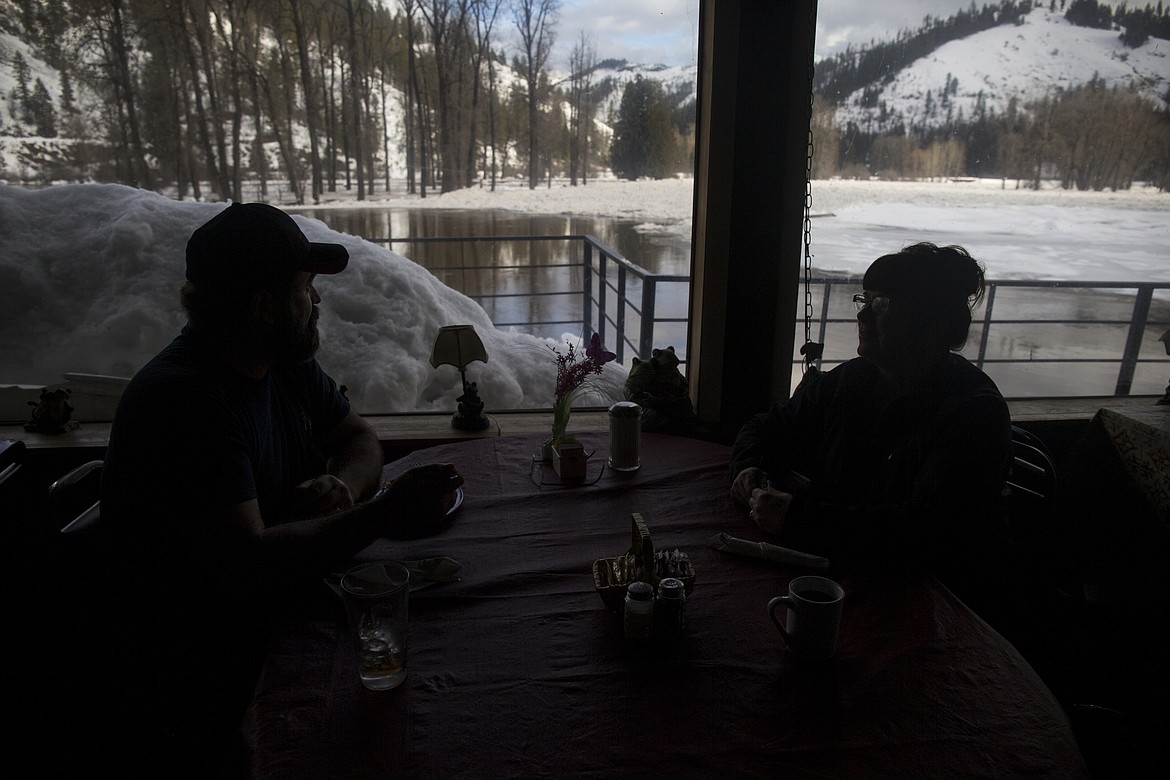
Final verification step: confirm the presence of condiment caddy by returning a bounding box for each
[592,513,695,612]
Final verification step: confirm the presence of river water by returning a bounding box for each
[291,206,695,359]
[290,207,692,275]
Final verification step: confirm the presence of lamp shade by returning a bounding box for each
[430,325,489,370]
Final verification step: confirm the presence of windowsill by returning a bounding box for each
[2,398,1162,452]
[2,410,612,452]
[1005,395,1163,422]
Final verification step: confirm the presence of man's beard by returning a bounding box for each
[271,305,320,365]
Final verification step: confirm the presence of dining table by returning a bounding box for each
[245,432,1088,779]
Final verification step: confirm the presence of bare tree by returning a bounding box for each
[468,0,504,187]
[567,30,595,185]
[342,0,367,199]
[236,0,269,198]
[73,0,155,189]
[260,41,306,202]
[401,0,432,197]
[284,0,324,203]
[418,0,475,193]
[810,94,839,179]
[511,0,559,189]
[188,0,232,197]
[209,0,252,201]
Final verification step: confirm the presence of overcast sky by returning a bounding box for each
[548,0,997,68]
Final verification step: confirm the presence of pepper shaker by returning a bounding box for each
[608,401,642,472]
[623,581,655,642]
[655,577,686,640]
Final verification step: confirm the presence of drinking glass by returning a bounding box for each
[340,562,410,690]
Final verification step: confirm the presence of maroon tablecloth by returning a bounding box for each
[247,433,1087,778]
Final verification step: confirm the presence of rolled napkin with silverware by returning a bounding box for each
[708,532,829,571]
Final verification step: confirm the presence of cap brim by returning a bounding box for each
[299,242,349,275]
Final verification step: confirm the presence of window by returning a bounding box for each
[797,0,1170,398]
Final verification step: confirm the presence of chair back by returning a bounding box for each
[0,439,26,490]
[1,439,31,544]
[1006,427,1057,504]
[47,460,104,534]
[1004,426,1062,572]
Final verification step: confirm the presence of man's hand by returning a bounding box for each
[749,486,792,535]
[290,474,356,517]
[731,467,767,507]
[378,463,464,537]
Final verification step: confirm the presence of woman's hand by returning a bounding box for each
[749,486,792,535]
[731,467,767,507]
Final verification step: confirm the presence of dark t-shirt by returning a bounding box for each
[95,326,351,754]
[102,326,350,535]
[729,355,1014,599]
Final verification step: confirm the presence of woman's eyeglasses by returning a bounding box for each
[852,294,891,315]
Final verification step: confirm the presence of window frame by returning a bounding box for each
[688,0,817,439]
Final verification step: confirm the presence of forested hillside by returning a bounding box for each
[0,0,698,201]
[2,0,1167,196]
[812,0,1170,190]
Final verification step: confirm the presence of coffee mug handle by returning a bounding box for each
[767,595,795,642]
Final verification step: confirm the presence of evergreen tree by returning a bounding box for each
[58,69,75,114]
[30,78,56,137]
[12,51,33,124]
[610,75,678,180]
[1065,0,1113,28]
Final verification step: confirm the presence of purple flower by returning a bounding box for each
[550,335,616,405]
[586,333,616,364]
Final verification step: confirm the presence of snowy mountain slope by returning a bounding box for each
[836,7,1169,133]
[580,62,698,124]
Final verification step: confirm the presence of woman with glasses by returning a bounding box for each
[728,242,1014,620]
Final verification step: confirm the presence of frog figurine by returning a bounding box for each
[623,346,695,434]
[25,387,79,434]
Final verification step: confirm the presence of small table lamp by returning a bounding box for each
[430,325,490,430]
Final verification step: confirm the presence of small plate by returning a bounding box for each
[447,486,464,516]
[374,484,464,516]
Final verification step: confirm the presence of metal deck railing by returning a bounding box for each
[803,277,1170,396]
[365,234,1169,396]
[368,233,689,364]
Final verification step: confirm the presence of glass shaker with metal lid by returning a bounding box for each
[608,401,642,471]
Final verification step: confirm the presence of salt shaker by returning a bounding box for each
[623,581,655,642]
[608,401,642,471]
[655,577,687,640]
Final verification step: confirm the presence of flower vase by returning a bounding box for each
[542,397,573,461]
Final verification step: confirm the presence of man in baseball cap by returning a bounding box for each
[185,201,349,289]
[89,202,461,773]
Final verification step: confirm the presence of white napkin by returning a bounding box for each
[708,533,829,570]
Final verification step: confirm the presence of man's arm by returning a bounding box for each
[291,408,383,516]
[191,463,463,588]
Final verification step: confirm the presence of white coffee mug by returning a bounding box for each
[767,575,844,661]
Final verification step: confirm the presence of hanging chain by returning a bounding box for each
[802,123,815,358]
[800,0,823,375]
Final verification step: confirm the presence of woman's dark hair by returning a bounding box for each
[863,242,986,350]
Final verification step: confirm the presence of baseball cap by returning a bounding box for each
[185,202,349,289]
